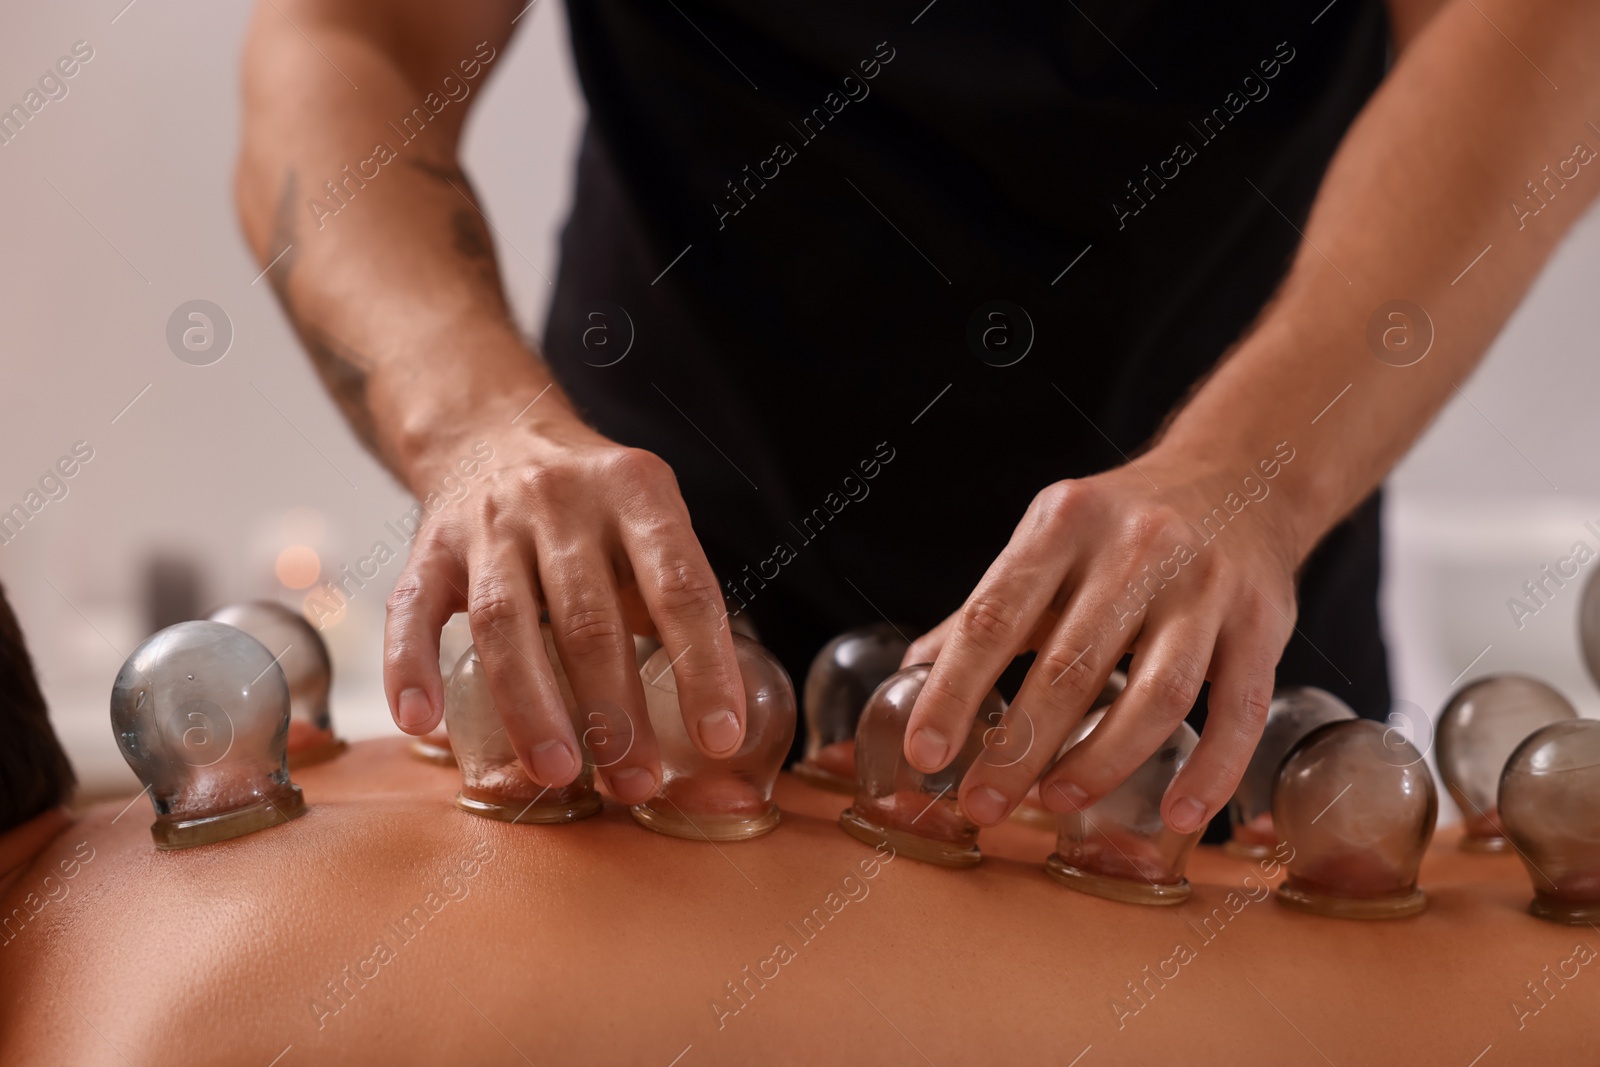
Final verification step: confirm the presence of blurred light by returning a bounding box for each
[275,545,321,590]
[280,506,326,546]
[303,593,346,630]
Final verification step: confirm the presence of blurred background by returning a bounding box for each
[4,2,1600,823]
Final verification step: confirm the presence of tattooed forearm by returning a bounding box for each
[450,206,507,295]
[301,324,386,462]
[257,153,518,478]
[262,167,390,467]
[451,206,493,263]
[405,158,511,310]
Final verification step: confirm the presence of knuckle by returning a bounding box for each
[386,576,428,617]
[1118,508,1156,552]
[1029,481,1092,541]
[1185,551,1227,592]
[610,446,674,485]
[1032,481,1077,521]
[556,603,626,662]
[1232,593,1289,647]
[1208,725,1273,787]
[1137,659,1204,718]
[1250,590,1296,634]
[653,559,720,614]
[1035,647,1099,705]
[959,593,1020,649]
[467,581,524,633]
[1242,593,1277,629]
[672,651,738,694]
[517,463,573,503]
[659,637,741,698]
[407,523,458,563]
[628,512,691,548]
[1230,684,1273,737]
[1123,509,1177,558]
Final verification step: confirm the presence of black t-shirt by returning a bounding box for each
[542,0,1393,735]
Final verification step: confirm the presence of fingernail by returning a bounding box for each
[530,739,578,785]
[908,728,949,771]
[965,786,1009,826]
[1169,796,1207,833]
[397,688,432,732]
[1046,781,1088,812]
[610,766,656,804]
[697,709,741,754]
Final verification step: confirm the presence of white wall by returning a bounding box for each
[1,2,1596,819]
[0,0,584,794]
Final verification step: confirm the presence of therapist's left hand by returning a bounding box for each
[899,453,1301,836]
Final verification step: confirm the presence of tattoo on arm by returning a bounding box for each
[406,157,510,309]
[261,159,519,474]
[301,324,383,459]
[451,206,506,293]
[265,166,387,463]
[451,206,493,262]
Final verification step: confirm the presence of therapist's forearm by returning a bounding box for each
[235,0,575,491]
[236,0,752,783]
[1152,0,1600,562]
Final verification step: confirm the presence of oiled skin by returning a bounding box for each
[0,739,1591,1066]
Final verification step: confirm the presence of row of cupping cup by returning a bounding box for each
[766,627,1600,924]
[789,627,1600,925]
[1224,673,1599,927]
[109,611,1600,927]
[108,607,798,847]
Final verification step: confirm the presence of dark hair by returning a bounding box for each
[0,581,75,832]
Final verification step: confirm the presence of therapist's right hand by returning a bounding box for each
[381,407,747,805]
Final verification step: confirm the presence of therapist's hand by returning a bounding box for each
[234,0,747,805]
[382,410,746,805]
[900,453,1300,836]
